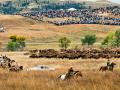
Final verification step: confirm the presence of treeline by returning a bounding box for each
[0,1,26,14]
[0,0,86,14]
[0,7,21,14]
[42,2,86,10]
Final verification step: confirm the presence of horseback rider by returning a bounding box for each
[107,59,111,70]
[67,67,75,76]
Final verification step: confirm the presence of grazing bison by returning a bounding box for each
[29,48,120,59]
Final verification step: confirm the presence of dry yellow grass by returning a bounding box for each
[0,15,120,90]
[0,70,120,90]
[0,14,120,44]
[0,52,120,90]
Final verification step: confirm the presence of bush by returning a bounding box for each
[10,35,17,42]
[6,35,26,51]
[101,32,114,47]
[7,42,18,51]
[59,37,71,49]
[114,29,120,47]
[81,34,96,46]
[17,37,26,50]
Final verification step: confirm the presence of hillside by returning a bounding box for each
[66,0,120,8]
[0,15,120,45]
[0,0,119,15]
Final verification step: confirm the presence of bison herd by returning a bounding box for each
[0,55,23,72]
[29,48,120,59]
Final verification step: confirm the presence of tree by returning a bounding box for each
[7,42,18,51]
[10,35,17,42]
[81,34,96,46]
[7,35,26,51]
[114,29,120,47]
[17,36,26,50]
[101,32,114,47]
[59,37,71,49]
[0,42,2,49]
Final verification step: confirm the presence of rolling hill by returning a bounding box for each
[0,14,120,45]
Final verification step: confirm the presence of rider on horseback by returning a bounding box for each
[107,59,111,70]
[67,67,75,76]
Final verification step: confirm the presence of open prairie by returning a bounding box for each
[0,0,120,89]
[0,52,120,90]
[0,14,120,90]
[0,15,120,44]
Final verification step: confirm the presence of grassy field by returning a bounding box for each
[0,52,120,90]
[0,15,120,44]
[0,14,120,89]
[0,14,120,49]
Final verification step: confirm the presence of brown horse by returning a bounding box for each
[73,71,83,78]
[99,62,116,72]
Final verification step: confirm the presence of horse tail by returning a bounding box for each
[78,72,83,77]
[99,66,102,71]
[74,71,79,74]
[57,75,61,79]
[75,71,83,77]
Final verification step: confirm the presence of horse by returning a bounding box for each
[109,62,116,71]
[99,62,116,72]
[58,71,83,80]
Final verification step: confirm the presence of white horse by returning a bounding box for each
[58,71,83,80]
[58,74,67,80]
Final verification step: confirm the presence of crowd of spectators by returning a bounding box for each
[19,6,120,26]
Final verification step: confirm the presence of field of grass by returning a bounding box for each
[0,14,120,89]
[0,52,120,90]
[0,2,120,89]
[0,14,120,49]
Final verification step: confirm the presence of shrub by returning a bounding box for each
[114,29,120,47]
[59,37,71,49]
[6,35,26,51]
[101,32,114,47]
[81,34,96,46]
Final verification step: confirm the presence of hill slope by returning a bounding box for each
[0,15,120,44]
